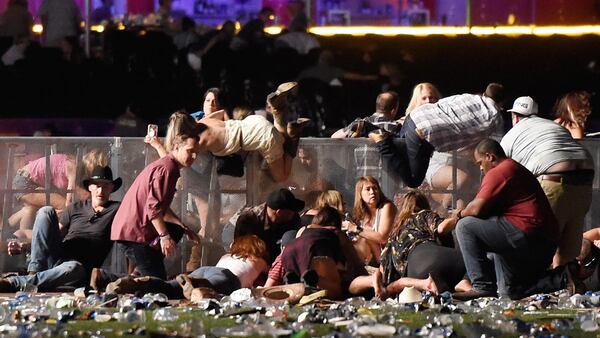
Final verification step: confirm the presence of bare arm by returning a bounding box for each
[455,197,489,219]
[145,136,168,158]
[356,202,396,245]
[437,217,458,235]
[331,128,347,139]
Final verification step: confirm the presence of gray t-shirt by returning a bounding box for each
[500,116,591,176]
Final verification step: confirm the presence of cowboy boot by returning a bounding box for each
[284,118,311,157]
[176,274,213,300]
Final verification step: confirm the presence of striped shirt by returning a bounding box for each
[410,94,503,152]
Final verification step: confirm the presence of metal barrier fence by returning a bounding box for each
[0,137,599,276]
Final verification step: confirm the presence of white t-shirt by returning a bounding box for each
[500,116,591,176]
[216,254,268,288]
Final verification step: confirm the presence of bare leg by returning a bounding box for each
[348,274,374,295]
[9,205,38,230]
[266,154,292,183]
[385,274,439,297]
[454,278,472,292]
[20,192,66,211]
[373,269,388,299]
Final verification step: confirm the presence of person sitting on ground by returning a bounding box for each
[104,234,270,299]
[452,139,560,301]
[501,96,594,267]
[348,190,465,298]
[331,91,401,138]
[343,176,396,266]
[0,166,121,292]
[554,90,592,139]
[369,83,505,188]
[165,83,309,182]
[223,188,305,262]
[9,149,108,236]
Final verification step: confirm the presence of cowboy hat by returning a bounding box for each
[251,283,305,304]
[82,166,122,192]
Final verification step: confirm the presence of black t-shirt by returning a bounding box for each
[60,199,120,270]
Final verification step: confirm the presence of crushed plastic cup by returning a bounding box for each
[152,308,179,321]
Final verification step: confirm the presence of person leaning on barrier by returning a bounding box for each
[368,83,505,188]
[501,96,594,268]
[0,166,121,292]
[331,91,401,139]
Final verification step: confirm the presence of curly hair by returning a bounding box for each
[554,90,591,128]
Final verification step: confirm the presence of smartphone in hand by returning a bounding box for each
[147,124,158,137]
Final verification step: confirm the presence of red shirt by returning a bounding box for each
[268,253,285,284]
[476,159,559,242]
[111,154,181,244]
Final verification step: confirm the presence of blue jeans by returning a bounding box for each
[455,216,556,299]
[8,206,86,291]
[376,116,434,188]
[115,241,167,280]
[137,266,241,299]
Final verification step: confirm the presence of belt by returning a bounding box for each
[539,170,594,185]
[539,175,563,183]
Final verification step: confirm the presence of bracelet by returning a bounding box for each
[356,226,363,234]
[457,210,463,220]
[160,235,172,241]
[159,232,170,238]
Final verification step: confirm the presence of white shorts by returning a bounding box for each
[214,115,285,164]
[425,151,452,185]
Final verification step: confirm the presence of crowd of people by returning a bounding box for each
[1,76,598,304]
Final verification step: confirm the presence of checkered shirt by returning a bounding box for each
[410,94,504,152]
[343,113,400,137]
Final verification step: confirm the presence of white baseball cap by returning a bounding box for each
[507,96,538,116]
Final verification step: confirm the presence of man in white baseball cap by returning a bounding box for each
[506,96,538,116]
[501,96,594,268]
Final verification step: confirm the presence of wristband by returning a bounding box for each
[356,226,363,234]
[159,232,170,238]
[457,210,463,220]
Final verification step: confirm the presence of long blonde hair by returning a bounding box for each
[315,190,344,213]
[165,111,205,152]
[405,82,442,114]
[352,176,390,223]
[82,149,108,176]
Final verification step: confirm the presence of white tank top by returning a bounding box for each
[216,254,265,288]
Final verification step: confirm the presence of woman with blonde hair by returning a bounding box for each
[344,176,396,266]
[300,190,345,226]
[8,148,108,236]
[349,190,466,298]
[554,90,591,139]
[404,82,442,118]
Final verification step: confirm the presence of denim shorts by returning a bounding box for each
[12,168,38,200]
